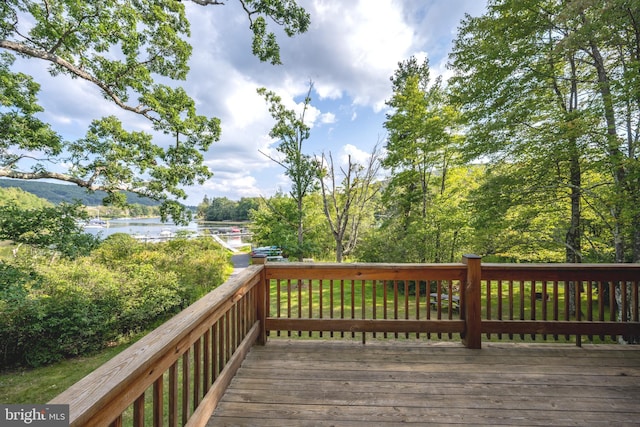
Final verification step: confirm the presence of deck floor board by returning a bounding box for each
[207,340,640,426]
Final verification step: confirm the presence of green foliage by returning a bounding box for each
[0,0,309,224]
[200,196,259,221]
[257,83,320,260]
[0,179,161,207]
[0,235,231,368]
[0,202,101,259]
[250,192,332,260]
[0,187,52,209]
[376,57,469,263]
[243,0,310,64]
[449,0,640,262]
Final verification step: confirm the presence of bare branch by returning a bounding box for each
[188,0,225,6]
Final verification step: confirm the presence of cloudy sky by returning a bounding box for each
[19,0,488,206]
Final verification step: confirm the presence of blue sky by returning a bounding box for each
[14,0,488,206]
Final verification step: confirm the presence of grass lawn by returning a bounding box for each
[268,278,617,343]
[0,335,141,404]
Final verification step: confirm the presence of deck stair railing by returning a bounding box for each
[51,256,640,426]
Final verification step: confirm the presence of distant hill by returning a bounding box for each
[0,179,161,206]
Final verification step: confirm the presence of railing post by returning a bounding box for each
[256,265,268,345]
[462,254,482,349]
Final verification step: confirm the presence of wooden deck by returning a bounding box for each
[208,340,640,426]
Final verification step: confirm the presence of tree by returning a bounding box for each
[318,145,381,262]
[257,82,319,260]
[0,187,52,210]
[0,202,100,259]
[236,197,260,221]
[196,195,211,219]
[382,56,464,262]
[449,0,640,265]
[449,1,639,340]
[205,197,237,221]
[0,1,309,224]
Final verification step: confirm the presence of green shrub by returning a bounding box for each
[117,264,182,333]
[0,236,232,368]
[0,263,46,367]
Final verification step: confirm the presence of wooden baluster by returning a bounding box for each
[564,281,571,341]
[394,280,399,339]
[287,279,292,337]
[351,280,356,338]
[218,319,225,379]
[330,279,335,338]
[486,279,491,340]
[153,375,163,427]
[319,279,323,338]
[621,280,628,323]
[225,311,231,362]
[263,275,270,340]
[372,279,377,339]
[597,281,605,341]
[447,281,453,339]
[404,281,409,339]
[193,338,201,409]
[212,321,219,381]
[384,280,389,339]
[276,279,281,337]
[530,281,536,340]
[553,281,559,341]
[236,300,241,348]
[425,280,430,340]
[415,280,420,339]
[340,279,345,338]
[308,279,313,337]
[436,280,442,339]
[542,281,548,341]
[497,280,503,340]
[576,279,582,347]
[508,280,514,340]
[133,393,145,427]
[633,280,639,323]
[298,278,303,337]
[361,280,366,344]
[182,350,190,425]
[519,280,525,340]
[168,363,178,427]
[587,280,594,342]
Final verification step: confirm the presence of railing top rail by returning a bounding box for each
[264,262,467,281]
[49,265,263,426]
[481,263,640,281]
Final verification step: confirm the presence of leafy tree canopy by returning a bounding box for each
[0,0,309,224]
[0,201,100,258]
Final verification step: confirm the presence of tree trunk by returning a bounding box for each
[297,198,304,262]
[588,39,627,262]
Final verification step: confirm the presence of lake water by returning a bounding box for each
[83,218,251,247]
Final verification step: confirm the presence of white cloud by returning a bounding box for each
[8,0,488,205]
[320,112,336,125]
[341,143,373,166]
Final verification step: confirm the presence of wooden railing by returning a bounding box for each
[265,256,640,348]
[265,261,468,343]
[50,266,266,427]
[51,257,639,426]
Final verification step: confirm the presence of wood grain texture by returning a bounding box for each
[208,340,640,426]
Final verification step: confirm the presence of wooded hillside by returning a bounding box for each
[0,179,161,207]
